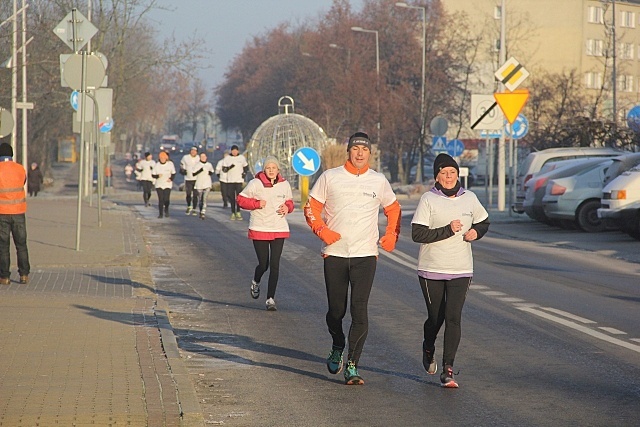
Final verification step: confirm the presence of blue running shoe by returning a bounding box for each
[344,360,364,385]
[326,346,343,374]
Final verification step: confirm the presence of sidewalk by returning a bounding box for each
[0,182,203,425]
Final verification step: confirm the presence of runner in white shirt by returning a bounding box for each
[411,153,489,388]
[136,152,156,207]
[237,156,294,311]
[151,151,176,218]
[215,150,230,208]
[191,152,215,219]
[180,146,201,215]
[304,132,401,386]
[221,144,248,220]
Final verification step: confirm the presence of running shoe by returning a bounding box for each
[186,207,192,215]
[440,365,459,388]
[422,341,437,375]
[235,212,243,220]
[344,360,364,385]
[230,213,236,220]
[250,280,260,299]
[326,346,343,374]
[191,209,198,216]
[265,298,277,311]
[199,213,205,220]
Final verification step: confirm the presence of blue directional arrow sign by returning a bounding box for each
[504,114,529,139]
[70,91,79,111]
[447,139,465,157]
[627,105,640,133]
[292,147,321,176]
[432,136,448,153]
[99,117,114,133]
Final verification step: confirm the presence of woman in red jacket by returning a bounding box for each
[237,156,294,311]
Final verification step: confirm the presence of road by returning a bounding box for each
[110,191,640,427]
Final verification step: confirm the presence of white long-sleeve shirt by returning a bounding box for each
[180,153,200,181]
[137,159,156,181]
[152,161,176,190]
[192,161,215,190]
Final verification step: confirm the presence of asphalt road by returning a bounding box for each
[118,192,640,427]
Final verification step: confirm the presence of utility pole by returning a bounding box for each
[497,0,507,211]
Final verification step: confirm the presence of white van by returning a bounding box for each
[513,147,622,213]
[598,166,640,240]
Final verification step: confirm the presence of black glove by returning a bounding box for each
[179,168,187,176]
[216,173,220,178]
[241,172,247,179]
[208,171,214,176]
[151,174,159,179]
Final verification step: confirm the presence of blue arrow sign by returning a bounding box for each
[432,136,447,153]
[447,139,465,157]
[505,114,529,139]
[292,147,321,176]
[627,105,640,133]
[99,117,114,133]
[70,91,79,111]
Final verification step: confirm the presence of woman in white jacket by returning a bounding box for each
[237,156,294,311]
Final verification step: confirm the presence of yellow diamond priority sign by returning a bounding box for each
[495,57,529,92]
[494,89,530,125]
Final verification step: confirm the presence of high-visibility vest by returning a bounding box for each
[0,160,27,214]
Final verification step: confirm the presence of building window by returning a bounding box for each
[620,11,635,28]
[586,39,604,56]
[588,6,604,24]
[620,42,634,59]
[494,6,502,20]
[585,72,603,89]
[493,38,500,52]
[619,75,634,92]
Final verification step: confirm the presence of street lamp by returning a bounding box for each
[396,2,426,183]
[351,26,381,157]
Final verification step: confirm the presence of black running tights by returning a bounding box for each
[324,256,377,365]
[419,276,471,367]
[252,238,285,299]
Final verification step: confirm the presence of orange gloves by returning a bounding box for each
[317,227,341,245]
[379,201,401,252]
[304,197,341,245]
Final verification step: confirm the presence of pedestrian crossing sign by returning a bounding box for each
[432,136,447,153]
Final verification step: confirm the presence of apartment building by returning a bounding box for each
[444,0,640,120]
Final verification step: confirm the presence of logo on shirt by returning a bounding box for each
[362,191,377,198]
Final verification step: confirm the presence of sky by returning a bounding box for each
[147,0,365,91]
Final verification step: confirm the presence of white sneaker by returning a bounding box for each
[250,280,260,299]
[266,298,277,311]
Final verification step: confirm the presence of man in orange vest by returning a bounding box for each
[0,142,30,285]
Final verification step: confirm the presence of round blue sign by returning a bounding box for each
[99,117,114,133]
[626,105,640,133]
[505,114,529,139]
[292,147,321,176]
[70,91,79,111]
[446,139,465,157]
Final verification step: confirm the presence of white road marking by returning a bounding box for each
[516,306,640,354]
[539,307,596,324]
[598,327,627,335]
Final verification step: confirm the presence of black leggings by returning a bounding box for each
[324,256,377,364]
[142,180,154,204]
[184,180,198,209]
[227,182,243,214]
[252,239,285,299]
[156,188,171,215]
[419,276,471,367]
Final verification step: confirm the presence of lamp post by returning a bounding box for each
[351,26,381,157]
[395,2,426,183]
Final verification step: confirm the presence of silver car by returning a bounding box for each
[541,159,613,232]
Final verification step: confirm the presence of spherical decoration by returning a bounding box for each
[246,96,329,186]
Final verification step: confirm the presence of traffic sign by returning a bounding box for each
[447,139,465,157]
[494,89,530,124]
[432,136,447,153]
[70,91,79,111]
[505,114,529,139]
[53,9,98,52]
[471,94,503,130]
[626,105,640,133]
[99,117,114,133]
[480,130,502,138]
[63,53,106,90]
[430,116,448,136]
[292,147,321,176]
[0,108,13,138]
[495,57,530,92]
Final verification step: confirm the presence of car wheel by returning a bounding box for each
[576,200,606,232]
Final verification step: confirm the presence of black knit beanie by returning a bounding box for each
[0,142,13,157]
[347,132,372,151]
[433,153,459,178]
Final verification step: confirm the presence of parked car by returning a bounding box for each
[598,166,640,240]
[602,152,640,187]
[513,147,622,213]
[542,158,614,232]
[522,157,608,224]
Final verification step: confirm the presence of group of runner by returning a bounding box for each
[134,132,490,388]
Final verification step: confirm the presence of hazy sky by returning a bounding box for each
[147,0,365,91]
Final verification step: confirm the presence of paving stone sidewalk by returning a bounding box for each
[0,193,203,426]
